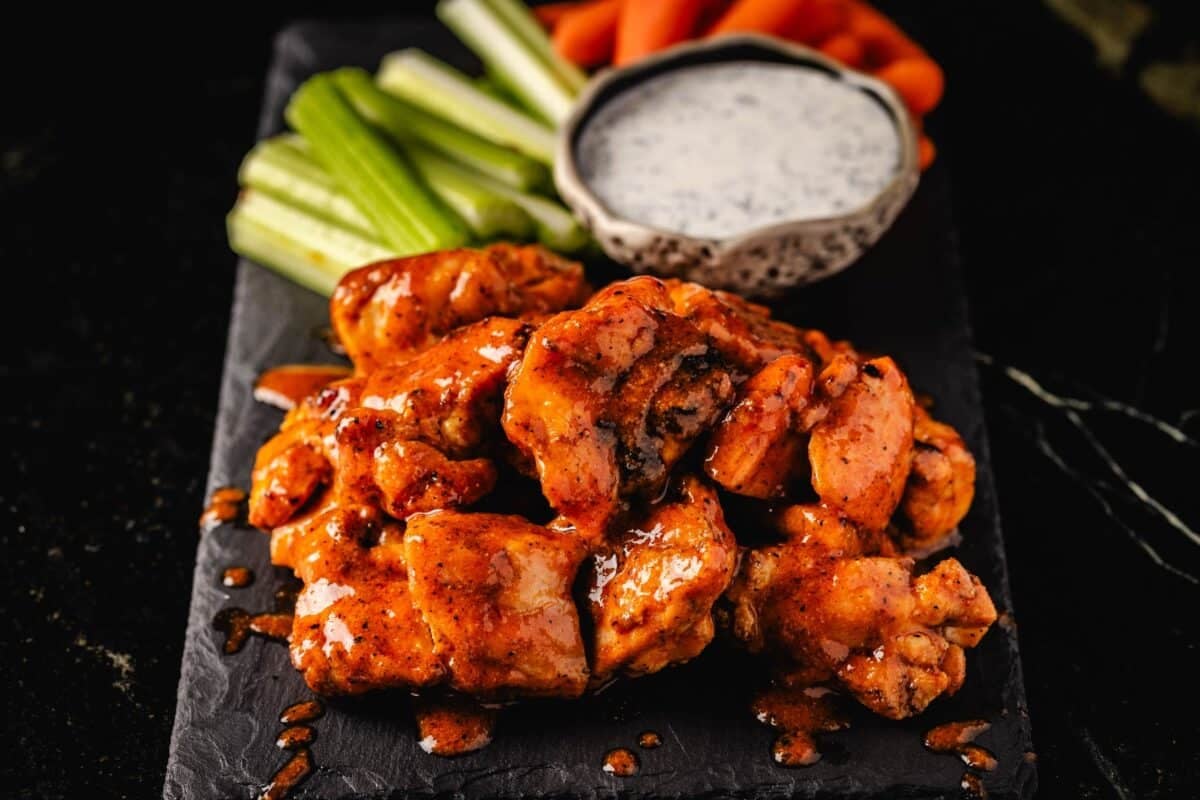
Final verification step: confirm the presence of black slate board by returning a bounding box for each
[165,18,1035,800]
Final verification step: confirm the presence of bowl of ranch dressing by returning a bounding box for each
[555,34,920,296]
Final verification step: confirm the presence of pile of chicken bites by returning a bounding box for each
[248,243,996,725]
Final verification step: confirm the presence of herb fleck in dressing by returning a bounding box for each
[576,61,901,239]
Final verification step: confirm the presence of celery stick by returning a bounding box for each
[437,0,575,125]
[484,0,587,93]
[239,137,376,237]
[378,50,557,164]
[332,68,549,192]
[465,169,589,252]
[404,142,534,240]
[286,73,469,252]
[228,190,401,296]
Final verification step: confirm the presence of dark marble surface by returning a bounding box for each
[2,3,1198,799]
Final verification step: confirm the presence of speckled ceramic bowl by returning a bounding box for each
[555,34,920,297]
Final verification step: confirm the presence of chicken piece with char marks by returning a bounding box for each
[503,276,735,538]
[586,476,737,682]
[900,406,977,544]
[331,243,589,373]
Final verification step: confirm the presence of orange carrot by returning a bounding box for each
[818,33,865,69]
[918,135,936,170]
[783,0,848,45]
[696,0,736,33]
[534,1,588,29]
[707,0,809,37]
[844,0,924,67]
[554,0,622,68]
[615,0,708,66]
[875,56,944,115]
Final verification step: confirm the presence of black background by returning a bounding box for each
[2,2,1198,797]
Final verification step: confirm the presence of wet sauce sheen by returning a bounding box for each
[199,486,246,532]
[576,61,900,239]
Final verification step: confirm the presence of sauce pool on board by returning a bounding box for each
[576,61,900,239]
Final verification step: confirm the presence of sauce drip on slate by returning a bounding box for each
[254,364,353,411]
[280,699,324,725]
[959,744,998,771]
[637,730,662,749]
[602,747,640,776]
[212,608,292,654]
[771,732,821,767]
[924,719,991,753]
[960,771,988,798]
[200,487,246,532]
[276,725,316,749]
[259,749,313,800]
[751,685,848,768]
[414,696,498,756]
[222,566,254,588]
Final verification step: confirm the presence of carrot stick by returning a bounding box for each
[533,1,588,29]
[554,0,622,68]
[918,134,936,170]
[817,32,864,69]
[844,0,924,68]
[707,0,809,37]
[696,0,736,33]
[615,0,707,66]
[782,0,848,45]
[874,56,944,115]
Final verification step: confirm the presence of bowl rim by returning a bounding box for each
[554,33,921,250]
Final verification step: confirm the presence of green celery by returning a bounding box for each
[377,49,557,164]
[465,169,589,252]
[238,137,376,236]
[332,68,549,192]
[403,142,535,240]
[285,73,469,252]
[228,190,400,296]
[484,0,587,93]
[437,0,575,125]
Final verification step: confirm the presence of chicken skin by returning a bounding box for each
[704,354,817,499]
[331,243,589,373]
[503,277,735,538]
[587,477,737,681]
[809,355,916,532]
[404,510,590,699]
[248,377,364,529]
[285,503,445,695]
[664,279,853,375]
[900,406,976,544]
[251,317,528,529]
[727,503,996,719]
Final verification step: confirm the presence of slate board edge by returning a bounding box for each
[165,17,1037,800]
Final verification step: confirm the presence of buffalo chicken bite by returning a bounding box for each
[243,257,995,743]
[502,276,735,539]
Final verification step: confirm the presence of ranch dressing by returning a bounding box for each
[575,61,901,239]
